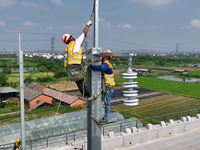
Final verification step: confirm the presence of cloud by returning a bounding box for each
[117,23,133,29]
[131,0,175,6]
[51,0,63,6]
[0,0,16,8]
[190,19,200,29]
[4,15,19,21]
[0,21,6,27]
[99,18,111,28]
[21,1,40,9]
[22,21,38,27]
[64,25,72,30]
[46,26,54,30]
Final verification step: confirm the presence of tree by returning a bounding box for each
[0,72,8,86]
[54,69,67,78]
[3,67,11,74]
[24,77,34,84]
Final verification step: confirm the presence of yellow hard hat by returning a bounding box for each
[104,50,112,59]
[16,138,20,142]
[62,33,71,44]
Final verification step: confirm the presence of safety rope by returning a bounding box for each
[42,79,69,149]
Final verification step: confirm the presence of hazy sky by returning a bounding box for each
[1,0,200,53]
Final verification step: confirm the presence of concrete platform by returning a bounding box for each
[114,127,200,150]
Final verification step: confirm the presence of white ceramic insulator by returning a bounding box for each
[123,69,138,106]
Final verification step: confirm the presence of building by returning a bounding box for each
[33,85,85,107]
[194,64,200,67]
[12,82,85,109]
[0,87,19,103]
[16,86,53,109]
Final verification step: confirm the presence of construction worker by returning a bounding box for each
[13,138,21,150]
[90,50,115,123]
[62,19,93,97]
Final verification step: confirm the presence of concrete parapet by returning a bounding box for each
[45,145,74,150]
[125,128,132,134]
[64,115,200,150]
[131,127,137,133]
[146,123,153,130]
[186,116,192,121]
[102,136,123,150]
[196,114,200,119]
[123,129,156,146]
[181,117,187,122]
[169,119,174,125]
[156,121,185,138]
[160,121,166,127]
[108,132,114,138]
[101,115,200,150]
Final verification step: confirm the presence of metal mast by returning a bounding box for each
[176,43,179,55]
[87,0,102,150]
[19,32,25,149]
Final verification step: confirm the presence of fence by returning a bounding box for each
[1,108,200,150]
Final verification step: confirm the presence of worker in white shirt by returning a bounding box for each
[62,19,93,97]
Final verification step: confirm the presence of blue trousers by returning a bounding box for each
[104,86,115,119]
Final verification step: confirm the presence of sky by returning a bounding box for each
[1,0,200,53]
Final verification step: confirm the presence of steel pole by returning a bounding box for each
[19,32,25,150]
[87,0,102,150]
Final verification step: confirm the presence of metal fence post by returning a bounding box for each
[103,126,105,135]
[151,118,153,124]
[66,133,68,144]
[47,138,48,147]
[136,120,138,128]
[120,123,122,132]
[74,132,75,141]
[176,113,179,120]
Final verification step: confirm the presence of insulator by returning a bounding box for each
[122,71,139,106]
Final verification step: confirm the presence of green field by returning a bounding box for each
[1,69,200,125]
[115,76,200,98]
[7,72,54,83]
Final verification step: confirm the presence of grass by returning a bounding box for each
[112,94,200,125]
[186,70,200,77]
[137,77,200,97]
[6,72,54,83]
[113,73,200,125]
[2,70,200,126]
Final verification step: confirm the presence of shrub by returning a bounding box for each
[24,77,34,84]
[0,102,6,108]
[36,76,55,83]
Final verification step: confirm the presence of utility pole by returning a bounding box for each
[87,0,102,150]
[176,43,179,55]
[51,36,55,57]
[19,32,25,150]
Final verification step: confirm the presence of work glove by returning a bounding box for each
[87,19,93,26]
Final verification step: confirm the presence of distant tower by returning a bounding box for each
[176,43,179,55]
[51,36,55,54]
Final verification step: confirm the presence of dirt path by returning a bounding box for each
[46,70,123,91]
[46,80,78,91]
[0,111,20,116]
